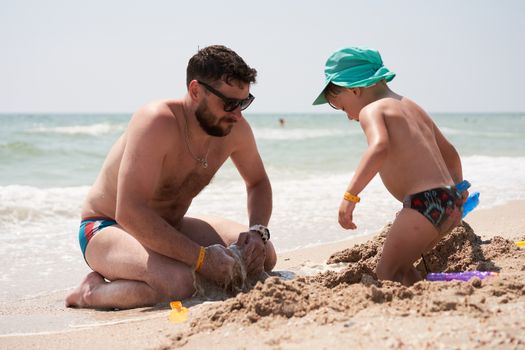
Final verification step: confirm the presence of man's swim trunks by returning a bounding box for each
[79,217,117,258]
[403,186,463,230]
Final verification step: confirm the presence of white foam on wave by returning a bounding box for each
[0,185,88,227]
[252,127,359,140]
[0,185,90,302]
[441,127,523,138]
[461,155,525,207]
[190,171,397,252]
[28,123,125,136]
[190,155,525,251]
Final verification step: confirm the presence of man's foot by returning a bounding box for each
[65,271,106,308]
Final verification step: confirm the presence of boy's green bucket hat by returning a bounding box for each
[313,46,395,105]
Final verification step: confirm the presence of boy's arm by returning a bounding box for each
[338,107,389,230]
[346,108,390,196]
[432,122,463,184]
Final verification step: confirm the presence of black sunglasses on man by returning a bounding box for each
[197,80,255,112]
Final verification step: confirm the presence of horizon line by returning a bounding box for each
[1,110,524,115]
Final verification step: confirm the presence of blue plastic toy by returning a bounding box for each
[454,180,480,218]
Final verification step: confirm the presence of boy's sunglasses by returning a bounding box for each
[197,80,255,112]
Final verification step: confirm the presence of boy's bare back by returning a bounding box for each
[365,96,455,201]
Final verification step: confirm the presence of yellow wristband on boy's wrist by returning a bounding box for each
[343,192,361,203]
[195,246,206,272]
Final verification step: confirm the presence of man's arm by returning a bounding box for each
[433,122,463,184]
[229,120,274,272]
[115,107,202,266]
[115,107,235,281]
[230,121,272,228]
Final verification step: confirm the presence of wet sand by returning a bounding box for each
[1,201,524,350]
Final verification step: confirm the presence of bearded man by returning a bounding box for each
[66,45,275,309]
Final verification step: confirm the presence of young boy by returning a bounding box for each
[313,47,466,285]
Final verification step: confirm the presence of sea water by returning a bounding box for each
[1,112,525,302]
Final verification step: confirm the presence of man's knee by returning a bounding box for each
[146,269,195,301]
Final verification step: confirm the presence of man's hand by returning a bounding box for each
[235,231,266,275]
[339,200,357,229]
[198,244,236,286]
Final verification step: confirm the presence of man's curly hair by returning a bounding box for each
[186,45,257,87]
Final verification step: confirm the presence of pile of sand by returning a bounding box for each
[163,221,524,347]
[326,221,519,278]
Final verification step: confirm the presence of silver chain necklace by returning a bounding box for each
[183,115,210,168]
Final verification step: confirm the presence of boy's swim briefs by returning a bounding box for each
[403,186,463,230]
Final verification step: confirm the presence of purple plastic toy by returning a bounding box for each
[427,271,499,282]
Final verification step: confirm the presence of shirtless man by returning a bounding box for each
[313,47,466,285]
[66,45,276,309]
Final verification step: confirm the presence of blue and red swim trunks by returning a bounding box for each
[78,217,117,258]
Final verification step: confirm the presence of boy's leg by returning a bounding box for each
[376,208,440,285]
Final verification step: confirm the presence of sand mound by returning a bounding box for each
[326,221,520,277]
[163,221,524,347]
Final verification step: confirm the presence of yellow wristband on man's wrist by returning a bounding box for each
[343,192,361,203]
[195,246,206,272]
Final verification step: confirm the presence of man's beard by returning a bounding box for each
[195,101,236,137]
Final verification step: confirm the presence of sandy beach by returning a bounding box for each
[1,201,524,350]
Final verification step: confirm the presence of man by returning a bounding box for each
[66,45,276,309]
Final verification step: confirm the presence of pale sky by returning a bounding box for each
[1,0,524,113]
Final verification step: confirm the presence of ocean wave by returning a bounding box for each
[253,128,359,140]
[0,185,88,226]
[458,155,525,207]
[441,127,523,138]
[0,141,43,156]
[27,123,126,136]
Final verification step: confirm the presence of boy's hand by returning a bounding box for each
[339,200,357,229]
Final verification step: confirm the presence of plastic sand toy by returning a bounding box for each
[168,301,189,323]
[427,271,498,282]
[454,180,480,218]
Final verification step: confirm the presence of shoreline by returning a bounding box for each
[1,200,524,349]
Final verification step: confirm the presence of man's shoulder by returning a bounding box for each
[134,99,178,119]
[131,100,180,128]
[230,116,255,140]
[127,100,181,145]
